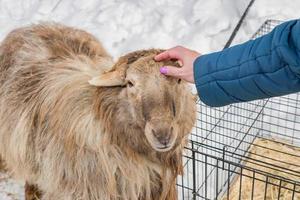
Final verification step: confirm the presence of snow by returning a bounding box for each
[0,172,24,200]
[0,0,299,199]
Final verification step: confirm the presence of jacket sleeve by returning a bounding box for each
[194,19,300,107]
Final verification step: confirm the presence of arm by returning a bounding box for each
[194,19,300,107]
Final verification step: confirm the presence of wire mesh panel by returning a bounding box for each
[177,20,300,200]
[260,94,300,146]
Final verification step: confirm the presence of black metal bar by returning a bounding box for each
[223,0,256,49]
[192,141,196,200]
[181,174,184,200]
[215,160,219,200]
[238,168,243,200]
[277,180,282,200]
[222,146,227,170]
[251,172,255,200]
[227,163,230,200]
[264,176,269,200]
[205,155,208,199]
[292,183,296,200]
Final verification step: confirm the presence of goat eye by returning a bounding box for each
[177,79,181,84]
[172,101,176,117]
[127,81,134,88]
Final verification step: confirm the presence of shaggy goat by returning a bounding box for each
[0,23,196,200]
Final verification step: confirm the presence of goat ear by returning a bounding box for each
[88,71,125,87]
[89,49,149,87]
[88,65,127,87]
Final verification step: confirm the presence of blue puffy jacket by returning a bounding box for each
[194,19,300,107]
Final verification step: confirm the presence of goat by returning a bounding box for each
[0,23,196,200]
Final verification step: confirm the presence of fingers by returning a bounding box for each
[154,46,184,61]
[160,66,182,78]
[154,51,171,61]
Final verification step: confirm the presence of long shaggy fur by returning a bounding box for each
[0,23,196,200]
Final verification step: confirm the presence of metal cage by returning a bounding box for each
[176,20,300,200]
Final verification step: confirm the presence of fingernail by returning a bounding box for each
[160,67,168,74]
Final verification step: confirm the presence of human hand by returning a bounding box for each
[154,46,200,83]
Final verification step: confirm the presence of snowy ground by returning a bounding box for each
[0,0,299,199]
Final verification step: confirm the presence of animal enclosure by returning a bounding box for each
[176,20,300,200]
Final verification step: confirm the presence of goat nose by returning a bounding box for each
[154,133,170,145]
[152,126,173,145]
[159,136,170,146]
